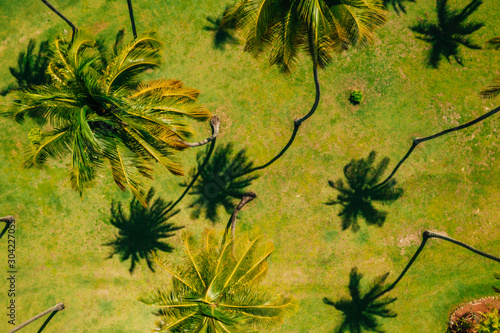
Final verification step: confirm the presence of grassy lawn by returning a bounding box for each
[0,0,499,332]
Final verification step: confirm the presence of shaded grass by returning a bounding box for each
[0,0,499,332]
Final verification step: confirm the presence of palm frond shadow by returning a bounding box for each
[203,7,238,50]
[384,0,416,15]
[326,151,403,232]
[0,39,51,96]
[323,267,397,333]
[493,273,500,293]
[184,143,259,223]
[104,188,183,273]
[410,0,484,68]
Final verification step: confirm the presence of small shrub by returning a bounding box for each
[476,310,500,333]
[453,316,474,332]
[448,312,481,333]
[349,90,363,104]
[28,127,43,145]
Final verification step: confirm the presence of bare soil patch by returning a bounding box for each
[448,296,500,332]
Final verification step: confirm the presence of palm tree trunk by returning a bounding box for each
[164,116,220,215]
[240,30,320,175]
[373,104,500,190]
[222,191,257,252]
[126,0,138,39]
[40,0,77,42]
[7,303,65,333]
[180,115,221,147]
[375,230,500,299]
[0,215,15,239]
[226,191,257,242]
[0,215,15,223]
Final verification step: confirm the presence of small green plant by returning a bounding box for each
[28,127,43,145]
[476,310,500,333]
[349,90,363,105]
[451,315,474,332]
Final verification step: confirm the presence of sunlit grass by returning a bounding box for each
[0,0,499,331]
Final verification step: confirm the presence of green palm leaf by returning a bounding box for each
[140,230,295,332]
[223,0,387,71]
[5,30,212,205]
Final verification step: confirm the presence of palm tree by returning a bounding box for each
[0,215,15,239]
[323,267,397,333]
[326,151,403,232]
[5,31,213,206]
[185,143,259,223]
[222,0,387,173]
[7,303,64,333]
[410,0,484,68]
[139,227,294,331]
[104,188,183,273]
[0,39,51,96]
[163,115,221,216]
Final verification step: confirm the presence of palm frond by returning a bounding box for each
[105,31,162,93]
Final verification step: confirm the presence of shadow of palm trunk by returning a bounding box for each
[40,0,77,42]
[375,230,500,299]
[164,115,220,215]
[7,303,64,333]
[126,0,137,39]
[373,104,500,190]
[0,216,14,239]
[36,310,59,333]
[241,57,320,176]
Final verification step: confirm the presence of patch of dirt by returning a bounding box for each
[448,296,500,333]
[216,108,232,139]
[397,232,420,248]
[89,21,109,34]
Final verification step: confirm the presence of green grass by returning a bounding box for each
[0,0,499,332]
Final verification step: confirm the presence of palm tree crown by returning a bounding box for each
[326,151,403,232]
[139,229,294,332]
[7,31,211,206]
[222,0,387,72]
[323,267,397,333]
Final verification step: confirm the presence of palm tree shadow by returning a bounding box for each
[0,39,51,96]
[103,188,183,273]
[384,0,416,15]
[323,267,397,332]
[0,223,10,239]
[203,7,238,50]
[326,151,403,232]
[410,0,484,68]
[183,143,259,224]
